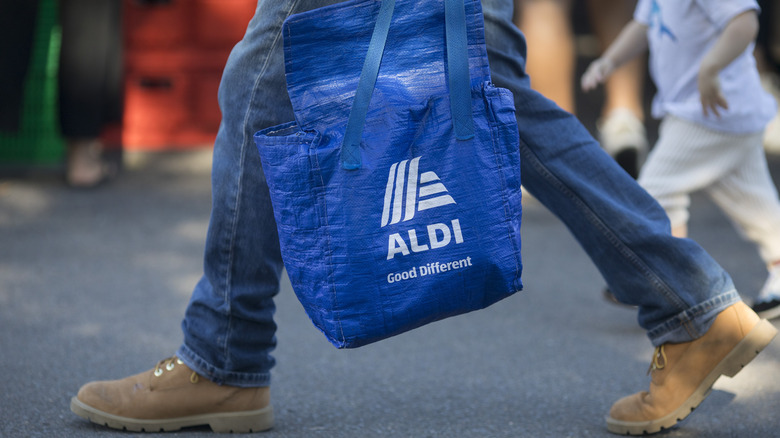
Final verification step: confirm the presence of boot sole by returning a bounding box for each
[614,149,639,180]
[606,319,778,435]
[754,301,780,321]
[70,396,273,433]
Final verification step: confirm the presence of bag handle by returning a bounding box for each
[341,0,475,170]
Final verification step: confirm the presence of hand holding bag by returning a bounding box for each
[254,0,523,348]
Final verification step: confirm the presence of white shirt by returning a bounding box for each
[635,0,776,133]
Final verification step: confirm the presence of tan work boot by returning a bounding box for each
[607,302,777,435]
[70,356,273,433]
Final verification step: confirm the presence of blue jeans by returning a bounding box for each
[177,0,740,387]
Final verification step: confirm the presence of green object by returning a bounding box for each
[0,0,65,165]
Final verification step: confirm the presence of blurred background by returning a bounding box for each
[1,0,778,175]
[0,0,256,175]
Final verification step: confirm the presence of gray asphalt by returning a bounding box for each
[1,147,779,438]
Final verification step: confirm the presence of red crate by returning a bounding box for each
[191,71,224,130]
[123,0,191,49]
[122,51,228,149]
[192,0,255,48]
[121,0,255,149]
[123,71,193,148]
[124,48,229,73]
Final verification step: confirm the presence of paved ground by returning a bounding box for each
[1,147,779,438]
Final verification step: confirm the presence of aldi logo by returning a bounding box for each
[381,156,464,260]
[380,156,456,227]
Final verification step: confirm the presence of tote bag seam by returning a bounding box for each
[484,85,523,287]
[309,144,347,345]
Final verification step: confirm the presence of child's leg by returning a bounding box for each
[706,131,780,317]
[586,0,647,178]
[512,0,576,113]
[636,116,730,237]
[706,132,780,284]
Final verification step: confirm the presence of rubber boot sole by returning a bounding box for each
[606,319,777,435]
[614,148,639,180]
[754,299,780,320]
[70,396,273,433]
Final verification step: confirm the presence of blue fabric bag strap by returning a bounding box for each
[341,0,475,169]
[444,0,475,141]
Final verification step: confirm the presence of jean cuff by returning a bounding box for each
[176,344,272,388]
[647,289,742,346]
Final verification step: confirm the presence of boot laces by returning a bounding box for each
[153,356,200,383]
[646,345,667,375]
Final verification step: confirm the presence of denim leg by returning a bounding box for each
[177,0,341,387]
[480,0,740,346]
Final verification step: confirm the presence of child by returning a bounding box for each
[582,0,780,319]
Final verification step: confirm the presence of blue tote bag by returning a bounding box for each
[255,0,523,348]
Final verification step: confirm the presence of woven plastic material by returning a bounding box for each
[255,0,523,348]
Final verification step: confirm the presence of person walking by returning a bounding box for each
[70,0,777,435]
[514,0,649,178]
[59,0,122,187]
[582,0,780,320]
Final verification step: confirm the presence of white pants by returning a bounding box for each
[639,115,780,265]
